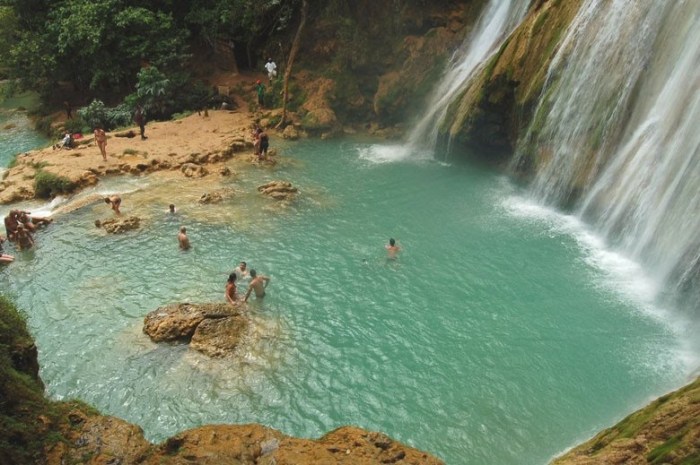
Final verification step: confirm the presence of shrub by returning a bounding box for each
[63,116,87,134]
[33,170,76,198]
[33,116,53,137]
[78,100,108,130]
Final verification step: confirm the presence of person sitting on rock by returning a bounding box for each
[15,224,34,250]
[0,234,14,263]
[17,211,52,233]
[4,210,20,241]
[54,132,73,150]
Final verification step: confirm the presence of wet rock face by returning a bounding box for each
[94,216,141,234]
[143,302,248,357]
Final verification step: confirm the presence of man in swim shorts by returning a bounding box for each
[244,269,270,302]
[178,226,190,250]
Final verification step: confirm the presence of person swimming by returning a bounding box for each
[386,238,400,259]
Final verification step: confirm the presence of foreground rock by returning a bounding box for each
[552,377,700,465]
[143,302,247,357]
[95,215,141,234]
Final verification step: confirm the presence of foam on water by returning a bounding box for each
[501,193,699,372]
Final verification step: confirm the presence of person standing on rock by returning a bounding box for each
[178,226,191,250]
[255,80,266,108]
[134,105,147,140]
[225,272,238,305]
[244,269,270,302]
[94,125,107,161]
[105,195,121,215]
[265,57,277,83]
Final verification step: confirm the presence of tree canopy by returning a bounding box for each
[0,0,303,105]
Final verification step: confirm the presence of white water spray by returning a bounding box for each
[515,0,700,310]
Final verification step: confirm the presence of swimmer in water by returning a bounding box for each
[385,238,400,259]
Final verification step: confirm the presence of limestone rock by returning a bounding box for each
[282,125,300,140]
[257,180,298,201]
[180,162,208,177]
[143,302,233,343]
[94,216,140,234]
[198,187,235,204]
[190,314,248,357]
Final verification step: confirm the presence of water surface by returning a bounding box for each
[0,136,695,465]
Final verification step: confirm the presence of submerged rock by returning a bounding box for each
[257,180,298,201]
[198,187,235,204]
[94,216,140,234]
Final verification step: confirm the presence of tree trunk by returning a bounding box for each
[276,0,308,129]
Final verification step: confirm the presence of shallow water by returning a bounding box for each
[0,130,696,464]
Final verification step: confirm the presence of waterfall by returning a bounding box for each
[514,0,700,311]
[405,0,530,157]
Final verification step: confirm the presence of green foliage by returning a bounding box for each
[33,116,54,137]
[63,116,88,134]
[33,170,76,198]
[0,294,48,465]
[78,100,133,131]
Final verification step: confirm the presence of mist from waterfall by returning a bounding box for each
[404,0,529,158]
[514,0,700,312]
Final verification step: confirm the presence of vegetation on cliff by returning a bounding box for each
[552,377,700,465]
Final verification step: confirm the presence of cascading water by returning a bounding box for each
[406,0,529,157]
[513,0,700,313]
[361,0,529,164]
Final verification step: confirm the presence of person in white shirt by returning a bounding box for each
[265,58,277,83]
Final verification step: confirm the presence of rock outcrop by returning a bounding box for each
[143,302,247,357]
[95,216,141,234]
[439,0,584,163]
[257,180,298,201]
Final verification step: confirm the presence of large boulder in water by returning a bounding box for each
[143,302,248,357]
[190,313,248,357]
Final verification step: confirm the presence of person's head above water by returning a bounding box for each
[250,269,257,278]
[180,226,186,233]
[169,204,176,213]
[228,273,237,283]
[389,238,396,246]
[239,261,247,270]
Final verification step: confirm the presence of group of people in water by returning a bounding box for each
[166,205,271,307]
[226,261,271,306]
[1,209,53,261]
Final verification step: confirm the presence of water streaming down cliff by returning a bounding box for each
[403,0,529,159]
[512,0,700,313]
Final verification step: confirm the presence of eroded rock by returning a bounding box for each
[257,180,298,201]
[143,302,249,357]
[94,216,141,234]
